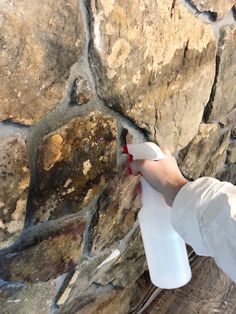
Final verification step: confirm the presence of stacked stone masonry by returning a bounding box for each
[0,0,236,313]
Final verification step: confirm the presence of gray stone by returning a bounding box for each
[218,164,236,185]
[179,124,221,179]
[0,280,56,314]
[91,174,141,254]
[57,226,146,314]
[201,129,230,177]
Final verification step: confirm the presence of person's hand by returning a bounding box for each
[130,148,188,206]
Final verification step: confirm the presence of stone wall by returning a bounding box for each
[0,0,235,313]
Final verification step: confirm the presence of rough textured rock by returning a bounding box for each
[206,25,236,123]
[0,0,85,124]
[179,123,221,179]
[89,0,216,151]
[0,280,56,314]
[56,271,153,314]
[61,278,151,314]
[233,5,236,20]
[180,123,230,179]
[0,135,29,248]
[190,0,235,19]
[226,141,236,164]
[218,164,236,185]
[34,111,117,223]
[57,225,146,314]
[91,174,140,253]
[201,129,230,177]
[0,217,85,282]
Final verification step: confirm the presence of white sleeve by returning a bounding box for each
[171,177,236,283]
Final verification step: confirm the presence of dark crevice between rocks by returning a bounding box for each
[203,49,221,122]
[0,119,30,139]
[102,103,149,142]
[182,39,189,67]
[170,0,177,18]
[184,0,217,21]
[82,195,100,256]
[52,271,76,311]
[232,6,236,20]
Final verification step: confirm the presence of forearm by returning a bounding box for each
[171,177,236,282]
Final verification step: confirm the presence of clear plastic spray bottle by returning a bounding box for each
[124,142,192,289]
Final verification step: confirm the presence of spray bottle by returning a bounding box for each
[123,142,191,289]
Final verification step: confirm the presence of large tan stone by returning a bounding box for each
[191,0,235,19]
[89,0,216,150]
[0,0,85,124]
[0,135,29,249]
[207,26,236,122]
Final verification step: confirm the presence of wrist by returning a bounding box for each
[165,177,188,207]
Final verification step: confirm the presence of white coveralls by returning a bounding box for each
[171,177,236,283]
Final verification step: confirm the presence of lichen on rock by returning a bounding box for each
[34,111,118,222]
[0,134,29,248]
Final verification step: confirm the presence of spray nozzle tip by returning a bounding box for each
[122,144,129,154]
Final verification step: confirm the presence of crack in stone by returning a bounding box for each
[0,120,30,139]
[203,30,224,122]
[233,6,236,20]
[170,0,177,18]
[82,195,100,256]
[181,0,217,22]
[182,39,189,66]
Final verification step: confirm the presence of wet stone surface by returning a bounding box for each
[33,111,118,223]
